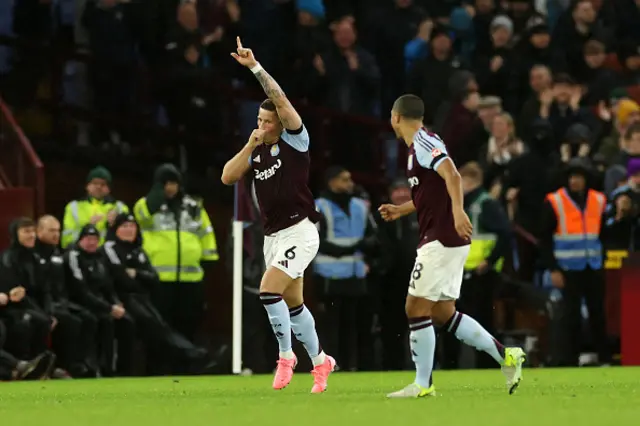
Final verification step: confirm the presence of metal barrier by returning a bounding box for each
[0,96,46,216]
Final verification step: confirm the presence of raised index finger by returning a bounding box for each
[236,36,243,49]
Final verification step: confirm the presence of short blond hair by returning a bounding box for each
[459,161,484,182]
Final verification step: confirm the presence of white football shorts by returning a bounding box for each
[263,218,320,279]
[408,239,470,301]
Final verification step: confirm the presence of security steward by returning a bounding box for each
[313,166,377,371]
[540,158,610,366]
[61,166,129,248]
[447,162,511,369]
[134,164,219,342]
[35,215,99,376]
[65,225,136,376]
[102,213,213,374]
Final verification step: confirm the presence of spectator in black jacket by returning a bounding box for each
[35,215,99,377]
[65,225,135,376]
[83,0,140,147]
[0,218,53,361]
[539,73,592,149]
[407,24,465,124]
[551,0,612,80]
[473,15,518,113]
[2,217,83,378]
[309,18,381,116]
[101,213,213,375]
[578,39,618,106]
[517,64,552,136]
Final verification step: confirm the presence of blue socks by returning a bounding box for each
[289,304,326,366]
[260,293,294,359]
[409,316,435,389]
[446,311,505,364]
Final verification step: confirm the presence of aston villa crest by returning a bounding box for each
[270,144,280,157]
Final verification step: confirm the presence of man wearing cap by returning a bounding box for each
[61,166,129,248]
[540,158,610,366]
[65,224,136,376]
[134,164,218,343]
[101,213,215,374]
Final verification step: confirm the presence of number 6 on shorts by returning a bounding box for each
[285,246,297,260]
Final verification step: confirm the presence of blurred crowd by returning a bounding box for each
[1,0,640,374]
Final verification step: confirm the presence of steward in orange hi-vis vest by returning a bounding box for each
[546,188,606,271]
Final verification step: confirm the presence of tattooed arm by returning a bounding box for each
[253,68,302,130]
[231,37,302,130]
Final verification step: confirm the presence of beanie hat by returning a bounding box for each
[627,157,640,177]
[87,166,112,185]
[296,0,325,19]
[491,15,513,34]
[113,213,136,230]
[610,87,630,104]
[565,123,592,145]
[324,165,347,186]
[566,157,592,179]
[528,23,549,35]
[77,224,100,242]
[616,99,640,127]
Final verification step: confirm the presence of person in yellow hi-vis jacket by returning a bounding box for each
[134,163,218,342]
[61,166,129,248]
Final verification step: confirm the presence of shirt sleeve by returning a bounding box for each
[413,131,449,171]
[280,125,310,152]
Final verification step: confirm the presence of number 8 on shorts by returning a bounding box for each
[409,262,423,289]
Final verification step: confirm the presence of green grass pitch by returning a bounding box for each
[1,368,639,426]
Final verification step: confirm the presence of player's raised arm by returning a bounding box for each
[436,159,473,239]
[231,37,302,131]
[221,129,265,186]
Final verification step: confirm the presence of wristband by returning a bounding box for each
[250,63,263,74]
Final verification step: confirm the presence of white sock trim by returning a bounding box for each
[280,350,295,360]
[311,351,326,367]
